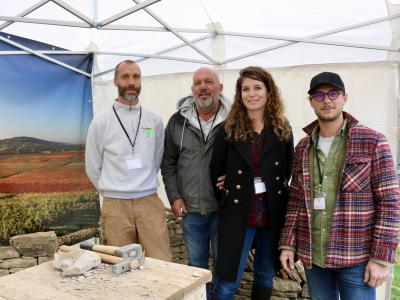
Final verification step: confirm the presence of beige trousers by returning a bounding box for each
[101,193,172,262]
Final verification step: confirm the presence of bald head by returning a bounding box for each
[191,67,223,112]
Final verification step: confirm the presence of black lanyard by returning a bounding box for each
[315,133,324,189]
[113,105,142,154]
[195,103,220,144]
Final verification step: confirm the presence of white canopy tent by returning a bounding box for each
[1,1,400,298]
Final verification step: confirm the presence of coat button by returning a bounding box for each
[275,162,279,166]
[238,170,242,175]
[276,177,280,181]
[278,191,282,195]
[236,185,241,190]
[234,199,239,204]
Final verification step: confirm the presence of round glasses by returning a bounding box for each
[310,90,344,102]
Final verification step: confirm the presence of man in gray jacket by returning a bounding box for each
[85,60,172,262]
[161,67,231,298]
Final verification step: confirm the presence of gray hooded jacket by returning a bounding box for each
[161,93,231,214]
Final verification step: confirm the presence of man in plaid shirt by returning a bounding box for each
[279,71,400,300]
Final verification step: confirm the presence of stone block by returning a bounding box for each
[172,252,180,259]
[170,246,181,254]
[179,252,188,259]
[179,245,186,252]
[53,250,101,276]
[273,276,302,293]
[241,272,254,281]
[295,261,307,282]
[168,228,175,237]
[271,296,289,300]
[301,283,310,298]
[170,241,182,247]
[272,290,298,298]
[10,231,58,257]
[233,295,248,300]
[38,255,54,264]
[9,268,27,274]
[166,212,177,220]
[175,226,183,235]
[167,220,176,229]
[0,247,20,260]
[0,269,9,277]
[175,259,189,265]
[237,288,251,296]
[170,235,183,242]
[0,257,37,269]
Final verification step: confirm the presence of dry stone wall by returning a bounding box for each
[165,212,310,300]
[0,231,57,277]
[0,213,310,299]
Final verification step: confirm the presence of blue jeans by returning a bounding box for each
[182,211,219,299]
[212,225,274,300]
[304,262,375,300]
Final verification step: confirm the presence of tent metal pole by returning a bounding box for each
[93,34,214,77]
[0,16,92,28]
[99,0,161,27]
[0,51,90,55]
[0,0,50,31]
[132,0,218,65]
[52,0,94,25]
[98,25,213,33]
[0,36,91,77]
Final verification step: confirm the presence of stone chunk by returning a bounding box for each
[9,268,27,274]
[273,276,302,293]
[0,246,20,260]
[295,260,307,282]
[10,231,58,257]
[53,249,101,276]
[0,269,9,277]
[0,257,37,269]
[38,255,54,264]
[301,283,310,298]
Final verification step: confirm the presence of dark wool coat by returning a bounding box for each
[209,122,294,282]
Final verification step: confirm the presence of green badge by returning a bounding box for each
[144,129,154,137]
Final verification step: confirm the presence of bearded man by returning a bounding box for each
[161,67,231,299]
[85,60,172,262]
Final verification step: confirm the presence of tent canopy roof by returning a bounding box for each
[1,0,399,78]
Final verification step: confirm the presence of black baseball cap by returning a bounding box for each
[308,72,345,94]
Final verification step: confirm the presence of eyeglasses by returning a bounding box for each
[310,90,344,102]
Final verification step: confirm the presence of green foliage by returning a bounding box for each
[0,190,98,241]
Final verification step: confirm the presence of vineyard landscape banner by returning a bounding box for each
[0,32,99,246]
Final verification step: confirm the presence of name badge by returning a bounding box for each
[313,196,326,210]
[254,177,266,194]
[125,154,142,170]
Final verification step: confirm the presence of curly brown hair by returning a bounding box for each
[225,66,291,142]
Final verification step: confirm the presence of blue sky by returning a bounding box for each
[0,53,93,145]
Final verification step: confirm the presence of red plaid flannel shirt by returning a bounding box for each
[279,112,400,269]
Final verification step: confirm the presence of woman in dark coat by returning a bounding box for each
[209,66,294,300]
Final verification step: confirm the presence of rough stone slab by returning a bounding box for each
[170,235,183,242]
[242,272,254,281]
[295,261,307,282]
[175,259,189,265]
[271,296,289,300]
[0,257,211,300]
[272,290,299,298]
[179,245,187,252]
[233,295,248,300]
[179,252,188,259]
[10,232,58,257]
[53,250,101,276]
[38,256,54,264]
[175,227,183,235]
[166,212,177,220]
[170,241,182,247]
[237,288,251,296]
[0,247,20,260]
[0,257,37,269]
[171,246,181,254]
[0,269,8,277]
[9,268,27,273]
[273,276,302,293]
[167,220,177,229]
[301,283,310,298]
[172,252,181,259]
